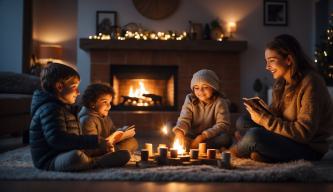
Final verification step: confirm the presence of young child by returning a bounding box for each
[29,62,130,172]
[172,69,232,150]
[79,82,138,156]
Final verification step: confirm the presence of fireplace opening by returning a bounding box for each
[110,65,178,111]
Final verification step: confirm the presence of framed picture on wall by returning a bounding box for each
[96,11,118,35]
[263,0,288,26]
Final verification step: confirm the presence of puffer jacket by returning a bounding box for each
[29,89,99,170]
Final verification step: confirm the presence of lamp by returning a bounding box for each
[227,22,237,38]
[38,44,63,64]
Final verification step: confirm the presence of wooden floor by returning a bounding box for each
[1,135,333,192]
[1,181,333,192]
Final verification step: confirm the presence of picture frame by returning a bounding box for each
[96,11,118,35]
[263,0,288,26]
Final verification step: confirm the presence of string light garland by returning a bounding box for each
[88,31,225,41]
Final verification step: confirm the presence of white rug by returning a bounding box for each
[0,146,324,182]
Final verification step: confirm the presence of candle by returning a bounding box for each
[144,143,153,157]
[207,149,216,159]
[222,152,231,168]
[170,148,178,158]
[141,149,149,161]
[190,149,199,159]
[159,147,168,164]
[198,143,206,156]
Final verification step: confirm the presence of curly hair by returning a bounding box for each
[81,82,115,108]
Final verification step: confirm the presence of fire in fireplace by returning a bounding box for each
[110,65,178,111]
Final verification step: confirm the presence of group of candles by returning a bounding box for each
[140,142,231,168]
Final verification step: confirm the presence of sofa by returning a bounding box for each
[0,72,40,143]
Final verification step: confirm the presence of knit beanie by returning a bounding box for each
[190,69,223,94]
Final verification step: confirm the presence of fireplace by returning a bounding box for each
[110,65,178,111]
[80,39,247,132]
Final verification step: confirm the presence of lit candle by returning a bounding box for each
[161,125,168,135]
[144,143,153,157]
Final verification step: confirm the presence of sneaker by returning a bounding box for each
[94,150,131,168]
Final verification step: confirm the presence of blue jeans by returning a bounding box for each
[186,132,232,149]
[235,127,323,162]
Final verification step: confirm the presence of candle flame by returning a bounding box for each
[173,139,185,155]
[161,125,168,135]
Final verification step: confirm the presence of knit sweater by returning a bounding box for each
[78,107,117,156]
[259,71,333,154]
[173,93,231,139]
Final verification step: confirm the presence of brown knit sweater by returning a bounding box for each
[173,94,231,139]
[259,71,333,154]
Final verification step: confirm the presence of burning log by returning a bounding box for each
[121,96,140,105]
[142,94,162,105]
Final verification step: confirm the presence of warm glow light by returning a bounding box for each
[227,21,237,33]
[129,81,148,98]
[173,139,185,155]
[161,125,168,135]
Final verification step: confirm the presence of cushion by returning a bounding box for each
[0,94,32,115]
[0,72,40,94]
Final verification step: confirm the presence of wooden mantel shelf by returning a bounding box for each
[79,38,247,52]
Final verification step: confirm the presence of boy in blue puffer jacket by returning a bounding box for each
[29,62,130,172]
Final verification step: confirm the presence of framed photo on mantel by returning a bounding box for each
[96,11,118,35]
[263,0,288,26]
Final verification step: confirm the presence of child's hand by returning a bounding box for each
[127,128,136,138]
[106,143,115,152]
[190,134,205,149]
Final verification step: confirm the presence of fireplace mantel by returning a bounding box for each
[80,39,247,52]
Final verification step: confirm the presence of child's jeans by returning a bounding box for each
[49,150,130,172]
[186,132,232,149]
[234,115,323,162]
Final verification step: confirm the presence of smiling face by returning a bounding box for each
[265,48,292,83]
[94,94,112,117]
[56,76,80,104]
[193,83,214,103]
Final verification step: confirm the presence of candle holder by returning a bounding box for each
[190,149,199,159]
[207,149,216,159]
[158,147,168,165]
[141,149,149,161]
[170,148,178,158]
[222,152,231,168]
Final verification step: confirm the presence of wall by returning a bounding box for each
[78,0,316,102]
[0,0,23,73]
[33,0,77,66]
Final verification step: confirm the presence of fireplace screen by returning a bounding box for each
[110,65,178,111]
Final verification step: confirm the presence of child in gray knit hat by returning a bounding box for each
[172,69,232,150]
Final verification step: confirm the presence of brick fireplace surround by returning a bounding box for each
[80,39,247,135]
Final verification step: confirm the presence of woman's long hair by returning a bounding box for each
[267,34,316,115]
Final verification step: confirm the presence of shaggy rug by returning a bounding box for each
[0,146,327,182]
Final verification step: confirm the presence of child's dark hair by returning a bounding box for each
[81,82,115,108]
[41,62,80,93]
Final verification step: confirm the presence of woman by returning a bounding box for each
[231,34,333,163]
